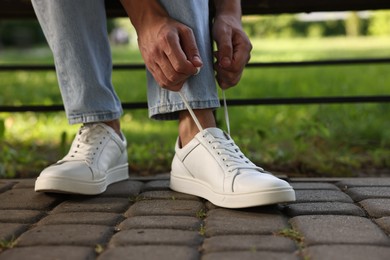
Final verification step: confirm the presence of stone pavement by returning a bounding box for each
[1,175,390,260]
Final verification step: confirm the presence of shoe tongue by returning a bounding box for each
[205,127,229,140]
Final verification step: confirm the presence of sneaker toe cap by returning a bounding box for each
[40,161,96,182]
[233,171,292,193]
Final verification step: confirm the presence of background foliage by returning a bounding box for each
[0,11,389,178]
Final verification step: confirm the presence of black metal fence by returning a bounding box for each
[1,0,390,113]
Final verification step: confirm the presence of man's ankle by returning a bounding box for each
[103,120,123,140]
[178,109,216,147]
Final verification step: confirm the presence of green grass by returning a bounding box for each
[0,37,389,178]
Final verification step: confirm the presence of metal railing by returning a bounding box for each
[1,0,390,112]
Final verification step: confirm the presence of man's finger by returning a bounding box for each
[179,26,203,69]
[214,29,233,68]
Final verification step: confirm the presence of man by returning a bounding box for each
[32,0,295,208]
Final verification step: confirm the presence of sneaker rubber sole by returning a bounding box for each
[35,164,129,195]
[170,174,296,208]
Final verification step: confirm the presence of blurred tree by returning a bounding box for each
[345,12,361,37]
[0,20,44,47]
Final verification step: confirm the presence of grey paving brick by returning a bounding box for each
[0,180,15,193]
[345,187,390,202]
[290,182,340,190]
[125,199,205,217]
[100,180,143,197]
[304,245,390,260]
[0,210,45,223]
[118,215,201,231]
[138,190,200,201]
[290,215,390,246]
[359,198,390,218]
[294,190,353,203]
[336,178,390,189]
[0,223,28,241]
[283,202,365,217]
[52,197,130,213]
[16,224,113,247]
[0,189,63,210]
[204,208,288,236]
[38,212,123,226]
[98,245,199,260]
[109,229,203,247]
[202,235,296,253]
[141,180,170,191]
[12,179,36,189]
[0,246,96,260]
[202,251,300,260]
[375,217,390,234]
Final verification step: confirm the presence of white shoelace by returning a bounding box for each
[64,124,107,164]
[178,90,231,135]
[178,90,264,173]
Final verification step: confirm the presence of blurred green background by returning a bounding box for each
[0,11,389,178]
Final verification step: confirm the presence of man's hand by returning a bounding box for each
[120,0,202,91]
[213,0,252,89]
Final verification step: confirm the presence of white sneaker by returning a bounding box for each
[35,123,129,195]
[170,127,295,208]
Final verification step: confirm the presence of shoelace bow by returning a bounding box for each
[65,124,107,164]
[179,90,263,173]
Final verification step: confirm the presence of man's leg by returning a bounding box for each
[32,0,128,194]
[148,0,296,208]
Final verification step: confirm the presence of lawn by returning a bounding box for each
[0,36,389,178]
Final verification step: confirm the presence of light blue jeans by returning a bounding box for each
[31,0,219,123]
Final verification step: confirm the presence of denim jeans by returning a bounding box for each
[31,0,219,124]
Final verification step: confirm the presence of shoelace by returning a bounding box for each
[178,90,230,135]
[178,90,263,173]
[64,124,107,165]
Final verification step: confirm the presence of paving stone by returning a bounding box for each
[283,202,365,217]
[138,190,200,201]
[290,182,340,190]
[202,235,296,253]
[109,229,203,247]
[98,245,199,260]
[290,215,390,246]
[52,197,130,213]
[0,189,63,210]
[38,212,123,226]
[202,251,300,260]
[0,180,15,193]
[375,217,390,234]
[0,246,96,260]
[304,245,390,260]
[359,199,390,218]
[100,180,143,197]
[118,215,201,231]
[293,190,353,203]
[141,180,170,191]
[346,187,390,202]
[125,200,204,217]
[0,210,45,223]
[0,223,29,241]
[336,178,390,189]
[16,224,113,247]
[12,179,36,189]
[204,208,288,236]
